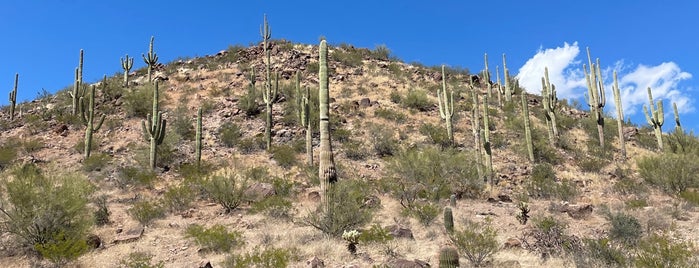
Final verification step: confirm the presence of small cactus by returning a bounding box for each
[142,36,159,83]
[643,87,664,151]
[121,54,134,87]
[296,71,313,165]
[449,194,457,207]
[482,94,494,186]
[9,73,18,121]
[438,246,460,268]
[502,54,513,102]
[342,230,360,255]
[516,202,530,225]
[444,207,454,233]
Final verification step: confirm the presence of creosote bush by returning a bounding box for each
[201,170,248,213]
[402,89,433,112]
[303,180,374,237]
[522,216,582,259]
[185,224,244,253]
[222,246,294,268]
[128,199,165,226]
[526,163,577,201]
[219,122,243,148]
[120,251,164,268]
[271,145,298,169]
[449,218,499,267]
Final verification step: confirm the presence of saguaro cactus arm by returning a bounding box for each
[643,87,664,151]
[142,36,159,82]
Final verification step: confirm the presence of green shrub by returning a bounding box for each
[219,122,243,148]
[369,124,398,157]
[607,212,642,245]
[162,184,195,213]
[222,247,294,268]
[249,196,293,219]
[0,165,94,260]
[185,224,244,253]
[303,180,374,237]
[83,153,111,172]
[635,234,695,268]
[333,127,352,143]
[128,200,165,226]
[638,153,699,194]
[343,140,369,161]
[527,163,577,201]
[358,224,393,244]
[402,89,433,111]
[120,251,164,268]
[389,91,402,104]
[374,107,406,123]
[575,238,628,268]
[201,171,248,213]
[419,123,451,149]
[171,104,195,140]
[665,130,699,155]
[118,165,158,188]
[523,216,582,259]
[238,85,260,117]
[449,218,499,267]
[402,202,440,226]
[94,195,110,226]
[238,136,265,154]
[0,143,17,169]
[271,145,298,169]
[21,138,44,153]
[123,85,153,118]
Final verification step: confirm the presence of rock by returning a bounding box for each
[387,225,414,239]
[198,260,213,268]
[86,234,101,249]
[54,124,68,136]
[503,237,522,249]
[560,203,594,219]
[390,258,430,268]
[244,182,275,201]
[113,225,144,244]
[359,98,372,107]
[498,194,513,203]
[623,127,639,139]
[307,256,325,268]
[307,190,321,202]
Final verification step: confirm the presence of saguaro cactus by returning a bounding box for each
[503,54,513,102]
[521,92,534,162]
[483,53,492,98]
[444,207,454,233]
[142,81,167,169]
[260,14,278,151]
[318,40,337,210]
[438,246,460,268]
[482,95,494,186]
[673,102,682,133]
[643,87,664,151]
[437,65,455,145]
[296,71,313,165]
[121,54,134,87]
[470,82,483,179]
[611,71,626,159]
[80,79,106,159]
[142,36,159,83]
[583,47,606,148]
[495,65,502,107]
[196,107,202,168]
[541,67,559,145]
[9,73,18,121]
[70,49,85,115]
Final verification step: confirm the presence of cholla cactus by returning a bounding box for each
[342,229,360,255]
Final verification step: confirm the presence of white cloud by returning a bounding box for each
[515,42,586,100]
[515,42,694,124]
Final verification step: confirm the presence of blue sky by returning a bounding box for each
[2,1,698,132]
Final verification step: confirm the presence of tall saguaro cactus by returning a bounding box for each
[260,14,278,151]
[296,71,313,165]
[521,92,534,162]
[483,53,492,98]
[437,65,455,145]
[541,67,559,145]
[470,83,483,179]
[611,71,626,159]
[482,95,493,185]
[643,87,664,151]
[196,107,203,168]
[121,54,134,87]
[318,40,337,210]
[70,49,85,115]
[502,54,512,102]
[9,73,18,120]
[142,36,159,83]
[673,102,682,133]
[495,65,502,107]
[80,78,106,159]
[142,81,167,169]
[583,47,606,148]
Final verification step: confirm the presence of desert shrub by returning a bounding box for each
[185,224,244,253]
[118,165,157,188]
[522,216,582,259]
[221,246,294,268]
[374,107,406,123]
[402,202,440,226]
[0,143,17,169]
[402,89,433,111]
[331,47,364,67]
[120,251,164,268]
[123,85,153,118]
[21,138,44,153]
[271,145,298,169]
[358,223,393,244]
[249,196,294,219]
[0,164,93,261]
[343,140,369,161]
[201,171,248,213]
[389,91,402,104]
[303,180,374,237]
[606,212,643,245]
[419,123,451,149]
[635,234,696,268]
[128,200,165,226]
[238,84,260,117]
[333,127,352,143]
[368,124,398,157]
[638,153,699,194]
[665,130,699,155]
[370,44,392,61]
[575,238,629,268]
[94,195,110,226]
[238,136,265,154]
[74,135,102,155]
[83,153,111,172]
[162,184,195,213]
[526,163,577,201]
[219,122,243,148]
[449,218,499,267]
[170,104,195,140]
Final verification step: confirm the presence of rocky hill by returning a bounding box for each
[0,38,698,268]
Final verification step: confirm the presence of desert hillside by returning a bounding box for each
[1,36,698,268]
